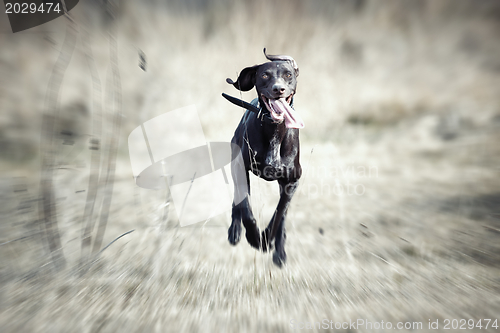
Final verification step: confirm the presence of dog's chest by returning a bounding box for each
[250,131,297,180]
[264,134,282,167]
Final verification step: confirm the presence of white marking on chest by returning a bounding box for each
[265,134,281,166]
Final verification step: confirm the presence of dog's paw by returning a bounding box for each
[272,249,287,268]
[260,228,272,252]
[228,222,242,246]
[245,225,261,250]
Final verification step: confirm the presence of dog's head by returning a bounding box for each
[227,48,304,129]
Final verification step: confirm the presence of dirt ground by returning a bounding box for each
[1,1,500,332]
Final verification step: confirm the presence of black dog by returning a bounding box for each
[225,49,304,267]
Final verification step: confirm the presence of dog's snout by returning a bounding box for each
[272,84,286,94]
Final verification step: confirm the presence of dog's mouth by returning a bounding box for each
[261,94,304,129]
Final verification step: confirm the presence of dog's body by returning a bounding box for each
[226,49,304,267]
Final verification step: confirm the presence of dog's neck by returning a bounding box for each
[261,112,298,171]
[257,97,291,143]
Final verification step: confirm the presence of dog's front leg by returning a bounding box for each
[262,180,299,266]
[229,199,260,248]
[239,197,261,249]
[228,169,260,249]
[228,202,242,245]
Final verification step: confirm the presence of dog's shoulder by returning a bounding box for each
[239,98,260,124]
[249,98,259,108]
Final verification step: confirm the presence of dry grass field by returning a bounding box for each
[1,0,500,332]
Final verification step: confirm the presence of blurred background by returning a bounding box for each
[1,0,500,332]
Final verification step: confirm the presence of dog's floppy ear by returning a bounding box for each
[263,48,299,77]
[226,65,259,91]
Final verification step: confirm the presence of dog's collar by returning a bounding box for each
[222,93,294,125]
[256,101,279,124]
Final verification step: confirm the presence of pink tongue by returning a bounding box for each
[269,98,305,129]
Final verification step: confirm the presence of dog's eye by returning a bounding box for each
[286,72,292,78]
[262,73,268,79]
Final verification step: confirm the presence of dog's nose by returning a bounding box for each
[272,85,286,94]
